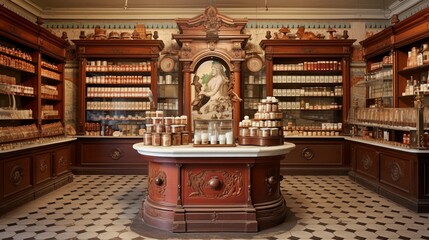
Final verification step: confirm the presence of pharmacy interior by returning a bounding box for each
[0,1,429,229]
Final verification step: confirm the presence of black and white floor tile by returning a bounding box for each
[0,175,428,240]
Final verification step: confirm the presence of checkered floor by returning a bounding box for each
[0,175,428,240]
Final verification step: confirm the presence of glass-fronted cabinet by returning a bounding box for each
[73,40,164,137]
[271,60,344,136]
[158,55,180,116]
[242,63,266,118]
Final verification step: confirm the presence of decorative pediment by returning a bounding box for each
[175,6,248,38]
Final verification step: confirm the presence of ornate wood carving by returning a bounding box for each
[187,170,243,199]
[361,154,373,171]
[390,162,402,182]
[172,6,250,132]
[9,165,24,186]
[149,168,167,200]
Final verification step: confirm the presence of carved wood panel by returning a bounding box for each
[182,164,247,205]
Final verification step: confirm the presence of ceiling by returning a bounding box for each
[6,0,418,20]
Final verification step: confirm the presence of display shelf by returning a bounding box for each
[73,39,164,139]
[157,55,181,117]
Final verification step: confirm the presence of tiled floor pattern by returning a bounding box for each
[0,175,428,239]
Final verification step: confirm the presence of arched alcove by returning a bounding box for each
[172,5,251,134]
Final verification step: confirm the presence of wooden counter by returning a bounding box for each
[133,143,295,232]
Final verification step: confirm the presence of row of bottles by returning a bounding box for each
[402,73,429,96]
[406,44,429,68]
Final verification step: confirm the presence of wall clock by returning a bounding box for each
[246,56,263,72]
[159,56,175,72]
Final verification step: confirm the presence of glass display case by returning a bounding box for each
[84,59,151,136]
[272,60,344,137]
[242,65,266,118]
[73,39,165,137]
[193,119,234,146]
[158,55,180,116]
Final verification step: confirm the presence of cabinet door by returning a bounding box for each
[355,145,379,181]
[54,146,71,176]
[380,153,413,195]
[3,156,31,197]
[34,152,52,185]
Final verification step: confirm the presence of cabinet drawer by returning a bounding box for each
[79,141,144,165]
[35,152,52,185]
[283,142,343,165]
[3,156,32,197]
[182,165,248,205]
[55,146,71,176]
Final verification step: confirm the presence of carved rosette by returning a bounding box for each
[39,160,48,172]
[10,165,24,186]
[302,147,315,160]
[149,168,167,200]
[187,170,243,199]
[390,162,402,182]
[361,154,373,171]
[58,156,67,170]
[110,148,122,160]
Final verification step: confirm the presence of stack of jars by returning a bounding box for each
[143,111,189,147]
[238,96,284,140]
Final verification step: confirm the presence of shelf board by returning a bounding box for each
[273,82,342,86]
[279,108,342,111]
[348,120,418,131]
[87,109,149,111]
[0,63,36,75]
[398,63,429,75]
[86,83,151,87]
[41,65,61,73]
[85,96,149,99]
[41,75,62,82]
[273,70,342,75]
[274,95,342,98]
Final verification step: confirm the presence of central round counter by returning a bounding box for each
[133,143,295,232]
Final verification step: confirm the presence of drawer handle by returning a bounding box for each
[266,175,277,186]
[154,176,164,186]
[208,176,221,190]
[302,147,314,160]
[110,148,122,160]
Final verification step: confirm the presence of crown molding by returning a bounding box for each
[36,7,388,20]
[9,0,43,17]
[388,0,422,17]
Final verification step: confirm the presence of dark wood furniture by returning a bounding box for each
[260,39,355,174]
[348,8,429,213]
[348,139,429,212]
[0,5,74,215]
[72,39,164,174]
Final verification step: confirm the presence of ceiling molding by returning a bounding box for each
[388,0,422,17]
[10,0,43,17]
[37,7,388,20]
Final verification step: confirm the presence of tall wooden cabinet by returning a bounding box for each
[72,40,164,174]
[348,8,429,212]
[0,5,74,214]
[260,39,355,174]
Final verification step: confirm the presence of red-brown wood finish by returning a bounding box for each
[141,154,287,232]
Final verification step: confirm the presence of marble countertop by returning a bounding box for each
[133,142,296,158]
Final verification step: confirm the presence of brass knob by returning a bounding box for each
[208,176,221,190]
[267,176,277,185]
[154,177,164,186]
